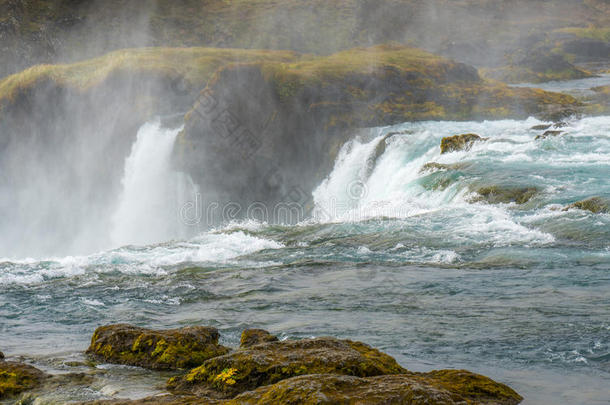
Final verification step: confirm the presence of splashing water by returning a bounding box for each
[0,114,609,404]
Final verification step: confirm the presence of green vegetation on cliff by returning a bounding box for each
[0,47,297,106]
[2,0,609,81]
[1,43,579,122]
[240,44,580,126]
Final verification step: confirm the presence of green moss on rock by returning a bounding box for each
[0,361,47,399]
[167,337,406,397]
[240,329,278,348]
[440,133,486,154]
[422,369,523,405]
[563,197,609,214]
[86,324,230,370]
[227,372,522,405]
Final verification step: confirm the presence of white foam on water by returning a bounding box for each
[0,228,283,286]
[312,118,566,245]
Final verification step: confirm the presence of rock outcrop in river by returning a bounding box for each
[75,325,522,404]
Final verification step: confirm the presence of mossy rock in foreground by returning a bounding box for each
[471,186,539,205]
[167,337,407,398]
[563,197,609,214]
[86,324,230,370]
[227,372,523,405]
[0,361,47,399]
[440,133,486,154]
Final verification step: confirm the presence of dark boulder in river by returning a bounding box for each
[440,133,486,154]
[563,197,609,214]
[471,186,539,205]
[87,324,230,370]
[531,124,552,131]
[535,130,563,140]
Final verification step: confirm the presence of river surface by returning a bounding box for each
[1,81,609,404]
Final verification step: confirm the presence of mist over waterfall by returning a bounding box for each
[0,119,196,259]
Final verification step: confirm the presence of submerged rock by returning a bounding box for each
[440,133,486,154]
[472,186,539,205]
[419,162,472,174]
[240,329,278,348]
[86,324,230,370]
[229,371,523,405]
[535,130,563,140]
[563,197,609,214]
[0,361,47,399]
[531,124,552,131]
[167,337,406,398]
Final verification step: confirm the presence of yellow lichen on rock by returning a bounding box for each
[0,361,47,399]
[440,133,486,154]
[86,324,230,370]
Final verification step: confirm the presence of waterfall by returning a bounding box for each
[110,120,195,248]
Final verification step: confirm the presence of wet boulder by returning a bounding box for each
[240,329,278,348]
[228,371,523,405]
[167,337,406,397]
[440,133,486,154]
[419,162,472,174]
[535,130,563,140]
[0,351,4,360]
[563,197,609,214]
[86,324,230,370]
[0,361,48,399]
[531,124,551,131]
[471,186,539,205]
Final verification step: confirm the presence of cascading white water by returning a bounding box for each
[110,120,196,248]
[313,128,456,221]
